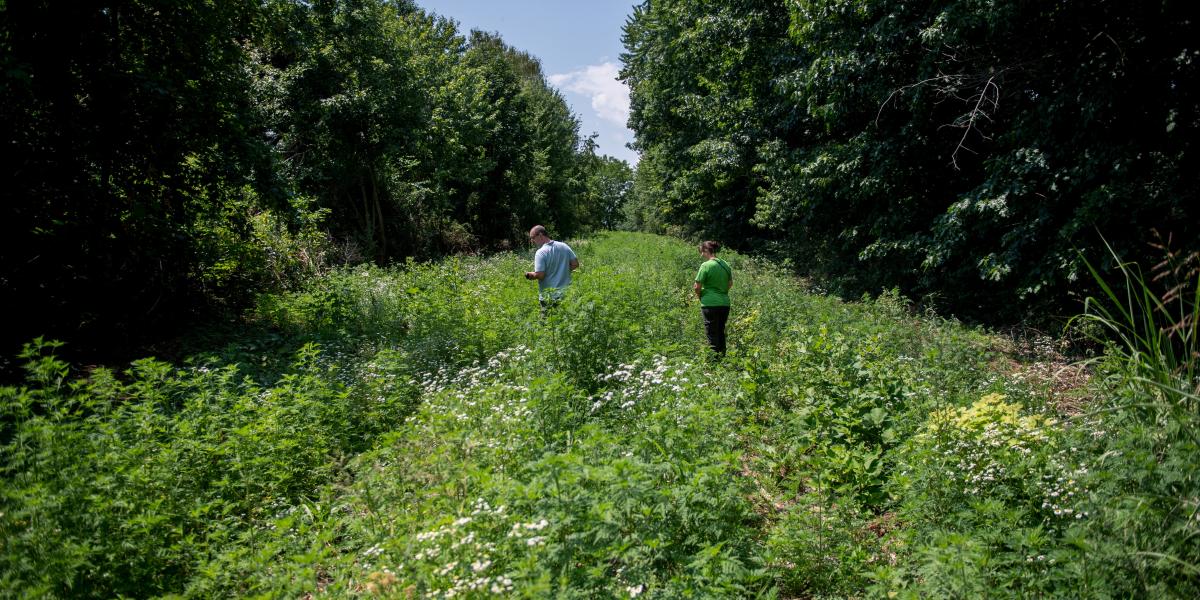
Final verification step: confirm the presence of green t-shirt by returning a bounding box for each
[695,258,732,307]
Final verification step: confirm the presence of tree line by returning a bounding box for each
[620,0,1198,323]
[0,0,634,363]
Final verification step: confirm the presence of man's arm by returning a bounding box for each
[693,281,702,298]
[569,259,579,271]
[528,247,547,280]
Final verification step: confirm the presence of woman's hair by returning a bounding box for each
[699,240,721,254]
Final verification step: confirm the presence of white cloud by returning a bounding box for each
[548,62,630,127]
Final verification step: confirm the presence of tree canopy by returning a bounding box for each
[622,0,1198,322]
[1,0,633,362]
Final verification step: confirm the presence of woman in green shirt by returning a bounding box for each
[693,240,733,356]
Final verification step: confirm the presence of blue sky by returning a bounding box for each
[416,0,641,165]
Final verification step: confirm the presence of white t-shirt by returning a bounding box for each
[534,240,577,299]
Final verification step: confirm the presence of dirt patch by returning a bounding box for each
[990,328,1094,415]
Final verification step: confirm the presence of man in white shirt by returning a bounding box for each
[524,225,579,312]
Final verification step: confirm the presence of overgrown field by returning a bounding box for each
[3,232,1197,598]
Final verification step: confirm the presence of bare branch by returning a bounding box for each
[949,76,999,169]
[875,73,963,125]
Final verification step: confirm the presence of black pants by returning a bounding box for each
[701,306,730,355]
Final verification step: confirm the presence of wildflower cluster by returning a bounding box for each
[416,345,534,397]
[917,394,1058,499]
[1035,449,1090,523]
[590,355,699,415]
[404,498,518,597]
[507,517,550,547]
[365,344,554,488]
[411,345,537,436]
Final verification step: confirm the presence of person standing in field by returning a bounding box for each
[525,225,578,313]
[694,240,733,356]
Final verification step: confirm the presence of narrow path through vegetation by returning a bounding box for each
[2,232,1196,597]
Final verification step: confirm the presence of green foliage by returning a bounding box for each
[1,0,621,366]
[0,340,374,597]
[254,2,607,261]
[1073,239,1199,399]
[583,154,636,232]
[621,0,1200,324]
[764,493,882,596]
[1052,242,1200,596]
[4,232,1198,598]
[870,244,1200,598]
[0,0,289,358]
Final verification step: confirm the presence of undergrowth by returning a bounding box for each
[2,232,1196,597]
